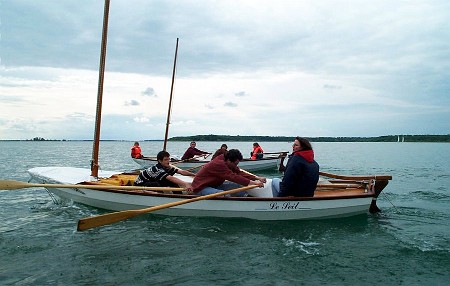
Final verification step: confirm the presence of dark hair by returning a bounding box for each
[157,150,170,161]
[295,137,313,150]
[134,141,139,145]
[221,144,228,148]
[253,142,259,147]
[224,149,243,162]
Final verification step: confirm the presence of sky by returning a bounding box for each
[1,0,450,140]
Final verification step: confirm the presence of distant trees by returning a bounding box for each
[31,137,46,141]
[169,134,450,142]
[27,137,66,141]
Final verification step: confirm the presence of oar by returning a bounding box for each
[171,154,203,165]
[239,169,361,188]
[240,168,258,177]
[0,179,184,192]
[184,163,207,172]
[316,183,364,189]
[319,172,392,181]
[77,184,259,231]
[264,151,289,155]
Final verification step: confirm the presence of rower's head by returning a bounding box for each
[224,149,243,166]
[157,150,171,167]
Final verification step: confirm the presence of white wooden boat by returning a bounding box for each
[5,1,392,230]
[27,166,392,221]
[132,153,285,172]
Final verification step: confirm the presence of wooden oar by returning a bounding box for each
[319,171,392,181]
[316,183,364,189]
[171,154,203,165]
[0,179,184,192]
[239,169,363,189]
[264,151,289,155]
[240,168,258,177]
[184,163,207,172]
[77,184,259,231]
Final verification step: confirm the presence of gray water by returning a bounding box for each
[1,141,449,285]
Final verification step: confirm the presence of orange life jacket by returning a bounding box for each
[251,146,264,160]
[131,146,142,158]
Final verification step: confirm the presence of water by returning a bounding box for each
[1,141,449,285]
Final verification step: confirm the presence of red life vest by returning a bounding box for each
[131,146,142,158]
[251,146,264,160]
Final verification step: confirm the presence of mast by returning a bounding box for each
[91,0,110,177]
[163,38,179,151]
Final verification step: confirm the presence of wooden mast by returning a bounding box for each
[91,0,110,177]
[163,38,179,151]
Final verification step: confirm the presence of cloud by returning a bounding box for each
[224,102,238,108]
[1,0,450,139]
[142,87,157,97]
[234,91,248,97]
[125,100,140,106]
[323,84,342,90]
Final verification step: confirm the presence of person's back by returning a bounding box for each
[279,154,319,197]
[134,162,177,187]
[211,144,228,160]
[134,150,195,191]
[192,149,266,196]
[131,142,143,158]
[272,137,319,197]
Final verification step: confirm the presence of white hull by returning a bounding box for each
[28,167,380,221]
[133,156,282,172]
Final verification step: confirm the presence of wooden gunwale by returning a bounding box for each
[71,183,375,201]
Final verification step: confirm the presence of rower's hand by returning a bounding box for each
[257,176,267,183]
[250,180,264,188]
[184,182,193,193]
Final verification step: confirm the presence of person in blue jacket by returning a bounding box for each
[272,137,319,197]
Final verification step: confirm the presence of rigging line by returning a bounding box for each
[381,192,399,211]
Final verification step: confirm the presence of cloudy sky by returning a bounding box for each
[1,0,449,140]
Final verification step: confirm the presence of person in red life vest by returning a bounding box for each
[130,141,143,159]
[211,143,228,160]
[250,142,264,160]
[181,141,210,160]
[192,149,266,197]
[271,137,319,197]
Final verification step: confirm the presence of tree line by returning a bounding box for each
[169,134,450,142]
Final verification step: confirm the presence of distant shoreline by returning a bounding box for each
[1,134,449,142]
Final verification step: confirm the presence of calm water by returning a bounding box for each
[1,141,449,285]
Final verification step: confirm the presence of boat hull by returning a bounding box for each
[28,167,382,221]
[133,156,282,172]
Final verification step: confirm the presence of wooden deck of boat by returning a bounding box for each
[81,173,371,199]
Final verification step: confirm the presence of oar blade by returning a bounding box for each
[77,210,139,231]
